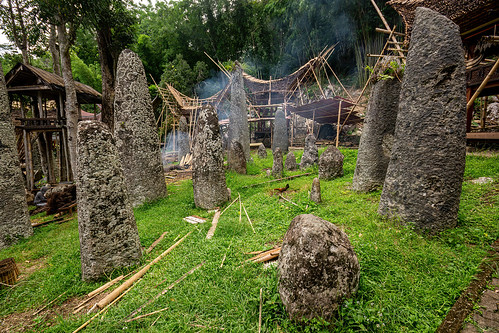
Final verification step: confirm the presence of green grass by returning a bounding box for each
[1,148,498,332]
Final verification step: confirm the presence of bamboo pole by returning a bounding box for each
[242,173,312,188]
[124,307,168,323]
[206,210,221,239]
[94,231,192,311]
[467,58,499,110]
[336,101,342,147]
[33,291,68,316]
[220,197,239,216]
[146,231,168,254]
[242,202,256,234]
[339,27,396,132]
[258,288,263,333]
[72,280,141,333]
[370,0,406,62]
[128,262,204,319]
[238,193,242,224]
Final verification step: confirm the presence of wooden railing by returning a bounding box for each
[15,117,65,130]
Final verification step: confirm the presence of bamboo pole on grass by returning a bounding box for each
[93,231,192,311]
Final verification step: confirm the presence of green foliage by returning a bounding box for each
[366,59,405,82]
[70,52,102,92]
[160,54,209,96]
[0,149,497,332]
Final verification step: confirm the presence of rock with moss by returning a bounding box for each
[0,63,32,250]
[177,116,190,160]
[378,7,466,233]
[257,143,267,159]
[300,134,318,170]
[228,140,247,174]
[284,151,298,171]
[76,120,142,281]
[272,108,288,153]
[310,178,321,203]
[229,63,250,161]
[192,105,230,209]
[278,214,360,320]
[114,49,167,207]
[352,78,400,192]
[318,146,344,180]
[272,147,283,178]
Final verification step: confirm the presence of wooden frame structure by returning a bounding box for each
[5,63,102,191]
[158,47,361,152]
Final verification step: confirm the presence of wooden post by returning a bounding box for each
[369,0,406,62]
[59,93,71,181]
[25,131,34,191]
[336,101,342,147]
[466,88,474,132]
[480,97,487,130]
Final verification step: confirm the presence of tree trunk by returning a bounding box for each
[96,27,115,130]
[49,25,61,76]
[57,22,79,180]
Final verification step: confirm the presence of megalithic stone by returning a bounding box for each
[352,78,400,192]
[178,116,190,160]
[229,63,250,161]
[76,121,142,281]
[300,134,318,170]
[272,108,288,153]
[192,105,230,209]
[114,49,167,207]
[0,62,32,250]
[228,140,247,174]
[378,7,467,234]
[272,147,284,178]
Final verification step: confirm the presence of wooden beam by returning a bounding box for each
[466,132,499,140]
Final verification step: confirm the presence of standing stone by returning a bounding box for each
[177,116,190,160]
[257,143,267,159]
[0,63,32,250]
[272,148,284,178]
[378,7,466,233]
[300,134,318,170]
[318,146,344,180]
[192,105,230,209]
[228,140,247,174]
[278,214,360,320]
[310,178,321,203]
[76,121,142,281]
[352,79,400,192]
[114,49,167,207]
[229,63,250,161]
[284,151,298,171]
[272,108,288,153]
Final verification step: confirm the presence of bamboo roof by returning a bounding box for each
[287,97,360,125]
[5,63,102,104]
[387,0,499,39]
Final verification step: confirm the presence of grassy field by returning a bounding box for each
[0,147,498,332]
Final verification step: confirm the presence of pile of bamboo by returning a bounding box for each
[245,247,281,264]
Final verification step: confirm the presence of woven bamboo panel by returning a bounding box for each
[0,258,19,286]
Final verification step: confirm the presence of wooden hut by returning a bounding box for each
[387,0,499,140]
[5,63,102,191]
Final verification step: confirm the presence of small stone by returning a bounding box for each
[300,134,318,170]
[192,105,230,209]
[76,120,142,281]
[228,140,247,174]
[257,143,267,159]
[114,49,167,207]
[272,147,284,178]
[310,178,321,203]
[278,214,360,320]
[471,177,493,184]
[284,151,298,171]
[318,146,344,180]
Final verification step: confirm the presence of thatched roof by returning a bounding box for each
[387,0,499,39]
[5,63,102,104]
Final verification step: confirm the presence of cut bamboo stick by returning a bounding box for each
[94,231,192,311]
[242,202,255,234]
[238,193,242,224]
[220,244,231,268]
[128,262,204,319]
[220,197,239,216]
[206,210,221,239]
[278,195,301,208]
[124,307,168,323]
[33,291,67,316]
[189,324,225,330]
[242,173,311,188]
[258,288,263,333]
[245,248,281,262]
[72,280,140,333]
[73,275,125,314]
[146,231,168,254]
